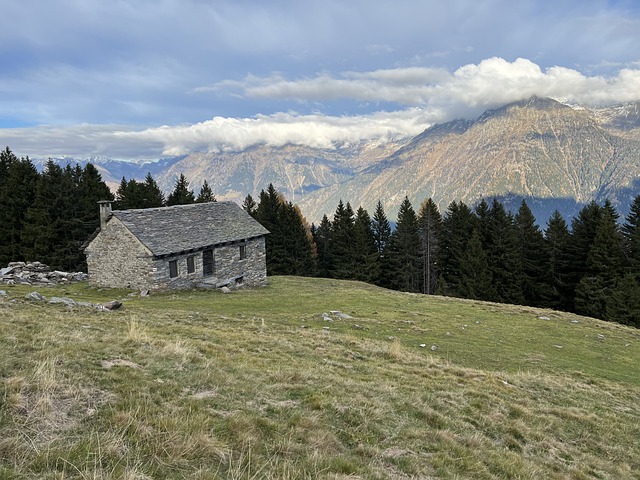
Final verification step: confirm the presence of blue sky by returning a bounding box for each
[1,0,639,160]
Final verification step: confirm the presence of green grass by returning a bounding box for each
[1,276,639,479]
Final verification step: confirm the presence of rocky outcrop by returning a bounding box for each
[0,262,88,285]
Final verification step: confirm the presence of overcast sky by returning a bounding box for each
[2,0,640,161]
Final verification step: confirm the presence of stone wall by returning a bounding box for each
[153,236,267,289]
[85,218,156,289]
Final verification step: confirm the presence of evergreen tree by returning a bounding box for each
[458,229,492,300]
[372,200,391,254]
[545,210,572,310]
[474,199,491,246]
[352,206,379,283]
[622,195,640,276]
[371,200,392,286]
[565,201,602,310]
[166,173,195,206]
[438,201,475,296]
[575,206,624,320]
[514,200,550,306]
[0,150,39,265]
[278,202,315,275]
[328,200,356,279]
[485,199,523,304]
[386,197,421,292]
[313,214,332,277]
[196,180,216,203]
[141,172,165,208]
[242,194,257,217]
[609,274,640,328]
[255,184,286,274]
[417,198,442,294]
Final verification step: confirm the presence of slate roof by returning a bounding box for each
[110,201,269,257]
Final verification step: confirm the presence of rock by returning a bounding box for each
[220,286,231,294]
[101,300,122,311]
[597,334,605,340]
[419,344,426,348]
[48,297,77,307]
[538,316,551,320]
[431,345,438,351]
[330,310,353,319]
[570,320,579,323]
[140,289,149,297]
[25,291,46,301]
[0,290,7,296]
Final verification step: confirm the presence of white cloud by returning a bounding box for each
[2,109,436,161]
[214,57,640,112]
[4,57,640,161]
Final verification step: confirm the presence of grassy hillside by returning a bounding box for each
[1,276,639,479]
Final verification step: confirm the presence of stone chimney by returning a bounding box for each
[98,200,112,229]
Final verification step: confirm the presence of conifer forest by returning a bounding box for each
[1,147,639,328]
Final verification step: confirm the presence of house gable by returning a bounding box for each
[85,216,156,289]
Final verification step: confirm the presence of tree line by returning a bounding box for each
[246,184,640,328]
[0,148,213,271]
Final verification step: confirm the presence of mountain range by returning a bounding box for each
[40,96,640,224]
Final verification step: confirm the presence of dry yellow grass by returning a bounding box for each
[1,276,639,479]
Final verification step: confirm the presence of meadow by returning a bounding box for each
[1,276,639,479]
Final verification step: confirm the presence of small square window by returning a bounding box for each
[239,244,247,260]
[169,260,178,278]
[187,256,195,274]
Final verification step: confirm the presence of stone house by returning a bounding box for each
[84,201,269,290]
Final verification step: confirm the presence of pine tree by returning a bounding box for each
[196,180,216,203]
[0,150,39,265]
[565,201,602,311]
[458,229,492,300]
[352,206,379,283]
[485,199,523,304]
[386,197,421,292]
[438,201,475,296]
[371,200,392,286]
[622,195,640,276]
[372,201,391,254]
[278,202,315,275]
[255,184,286,274]
[514,200,550,306]
[141,173,165,208]
[242,194,257,217]
[328,200,356,279]
[166,173,195,206]
[545,210,572,310]
[313,214,332,277]
[417,198,442,294]
[609,274,640,328]
[575,206,624,320]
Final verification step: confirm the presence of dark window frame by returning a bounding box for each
[239,244,247,260]
[169,260,178,278]
[187,255,195,274]
[203,249,214,277]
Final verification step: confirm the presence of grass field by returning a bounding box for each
[1,276,639,479]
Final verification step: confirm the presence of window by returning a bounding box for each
[187,255,195,274]
[169,260,178,278]
[202,249,214,277]
[239,244,247,260]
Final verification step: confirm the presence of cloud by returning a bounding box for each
[4,57,640,161]
[214,57,640,112]
[2,109,436,161]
